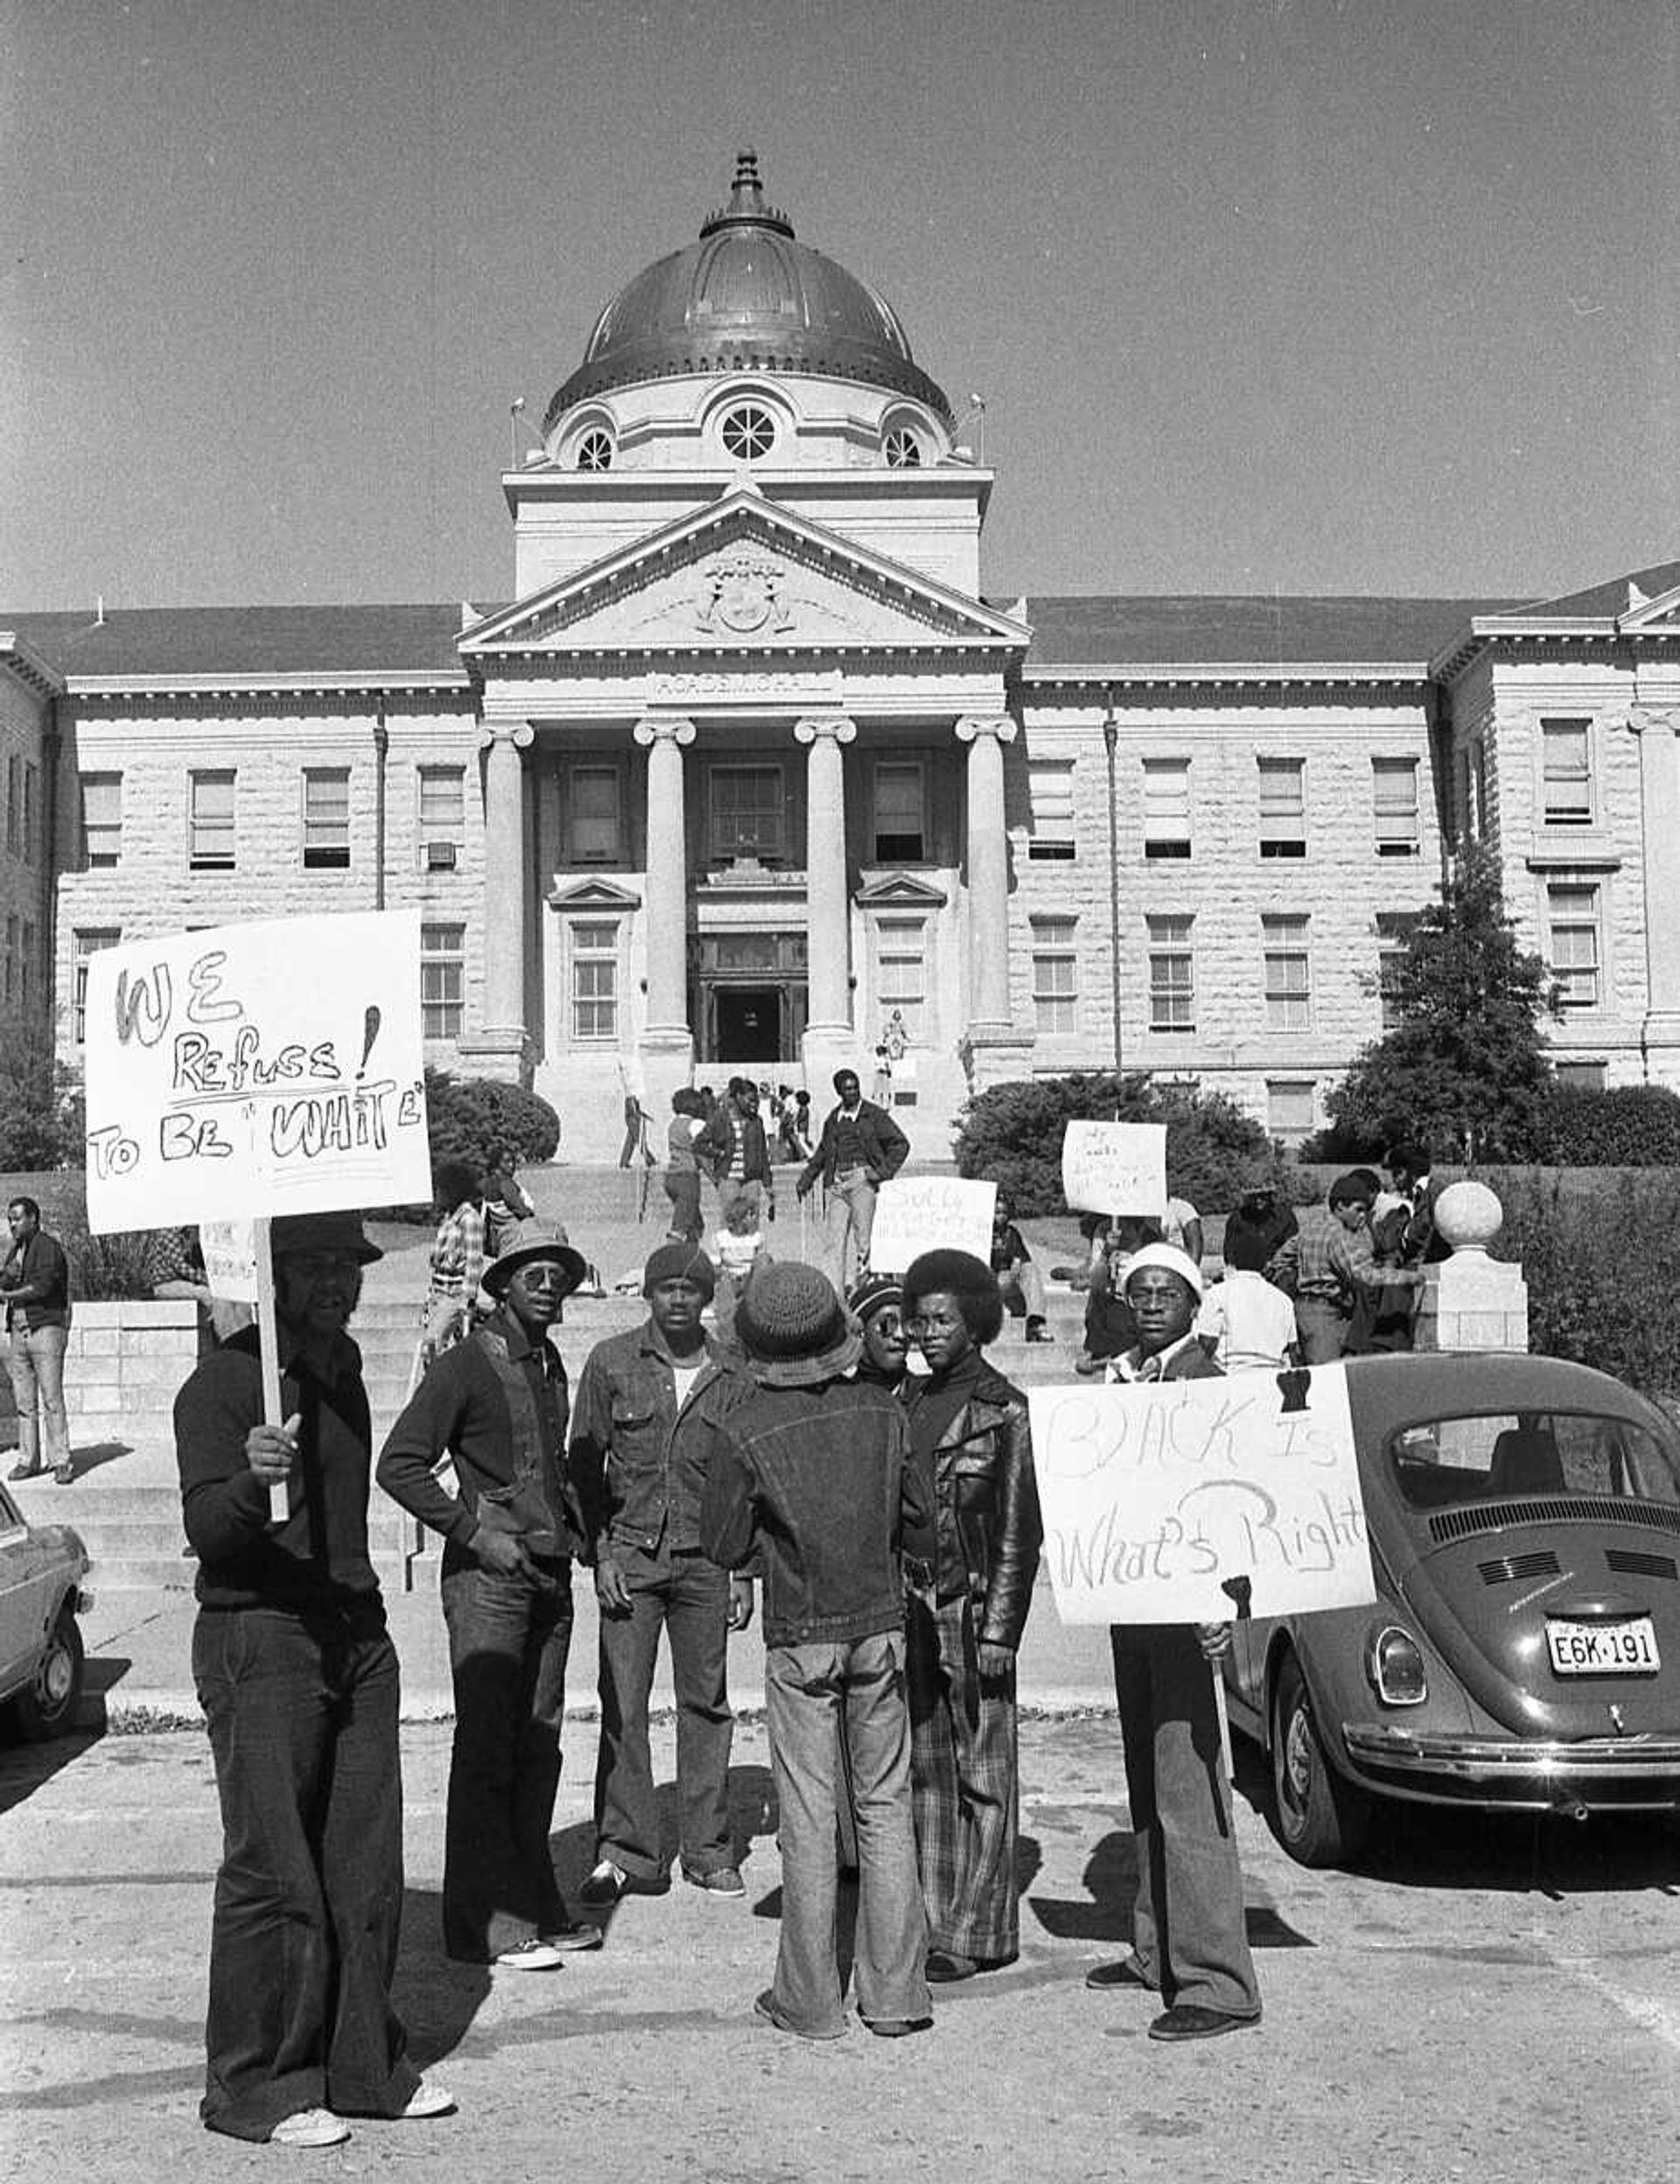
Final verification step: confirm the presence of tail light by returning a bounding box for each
[1368,1626,1428,1706]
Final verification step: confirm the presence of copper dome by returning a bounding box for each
[543,151,953,433]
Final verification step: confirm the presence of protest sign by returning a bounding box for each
[1029,1363,1376,1625]
[82,911,430,1235]
[199,1219,260,1303]
[1060,1121,1167,1216]
[869,1176,997,1273]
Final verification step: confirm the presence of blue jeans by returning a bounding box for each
[192,1602,417,2141]
[764,1629,929,2036]
[593,1546,734,1881]
[439,1552,574,1959]
[5,1321,69,1472]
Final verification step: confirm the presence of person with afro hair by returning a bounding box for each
[899,1250,1042,1981]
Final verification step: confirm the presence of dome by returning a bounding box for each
[544,151,953,433]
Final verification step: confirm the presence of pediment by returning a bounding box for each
[548,877,641,912]
[854,872,949,909]
[461,491,1029,661]
[1619,582,1680,634]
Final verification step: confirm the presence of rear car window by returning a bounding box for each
[1389,1411,1680,1512]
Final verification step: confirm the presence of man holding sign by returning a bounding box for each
[1082,1242,1263,2043]
[174,1212,452,2146]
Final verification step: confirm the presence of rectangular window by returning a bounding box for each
[1146,913,1195,1032]
[2,915,14,1006]
[189,769,236,870]
[1376,911,1419,1031]
[566,764,622,864]
[1257,756,1306,857]
[1143,758,1191,858]
[4,755,16,856]
[1372,757,1420,855]
[419,765,466,866]
[1031,915,1079,1035]
[1555,1060,1606,1092]
[1474,742,1490,837]
[420,921,465,1040]
[302,767,351,869]
[872,761,926,863]
[19,921,33,1009]
[1267,1079,1316,1141]
[1548,882,1600,1009]
[709,765,784,859]
[570,920,619,1040]
[1026,760,1076,861]
[874,915,927,1040]
[81,773,122,868]
[22,762,38,865]
[74,928,122,1043]
[1263,913,1312,1030]
[1542,718,1592,826]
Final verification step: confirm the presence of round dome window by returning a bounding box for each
[884,427,922,469]
[575,429,614,471]
[720,403,777,460]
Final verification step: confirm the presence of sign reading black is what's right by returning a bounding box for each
[1028,1363,1377,1626]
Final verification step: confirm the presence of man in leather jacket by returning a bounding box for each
[900,1249,1042,1982]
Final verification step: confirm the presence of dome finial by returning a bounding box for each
[700,147,794,240]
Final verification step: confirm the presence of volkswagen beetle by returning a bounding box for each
[1221,1352,1680,1866]
[0,1475,93,1739]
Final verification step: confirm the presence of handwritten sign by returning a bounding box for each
[1029,1364,1376,1624]
[1060,1121,1167,1216]
[83,911,430,1234]
[199,1219,260,1303]
[869,1176,997,1274]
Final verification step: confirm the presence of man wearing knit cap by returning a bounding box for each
[703,1261,934,2040]
[570,1242,753,1905]
[1084,1241,1263,2042]
[849,1271,909,1395]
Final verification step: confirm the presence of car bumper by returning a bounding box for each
[1340,1723,1680,1810]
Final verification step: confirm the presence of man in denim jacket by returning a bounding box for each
[570,1242,752,1903]
[703,1260,934,2040]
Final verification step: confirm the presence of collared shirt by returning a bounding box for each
[832,1109,866,1172]
[569,1321,749,1558]
[1280,1208,1379,1306]
[429,1199,486,1303]
[1107,1330,1205,1383]
[1,1228,70,1332]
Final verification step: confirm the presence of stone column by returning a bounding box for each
[956,714,1018,1032]
[795,715,856,1082]
[458,719,532,1076]
[1628,708,1680,1068]
[633,716,696,1102]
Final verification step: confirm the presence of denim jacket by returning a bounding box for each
[700,1378,932,1647]
[911,1363,1044,1650]
[568,1323,750,1560]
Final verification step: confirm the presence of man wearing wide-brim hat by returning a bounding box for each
[702,1261,934,2041]
[379,1220,602,1971]
[174,1211,452,2148]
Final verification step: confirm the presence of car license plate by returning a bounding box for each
[1546,1617,1660,1675]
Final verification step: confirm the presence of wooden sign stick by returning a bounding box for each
[252,1217,290,1525]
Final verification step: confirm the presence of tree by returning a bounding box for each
[1322,847,1558,1161]
[0,1014,76,1170]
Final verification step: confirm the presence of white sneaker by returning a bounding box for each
[494,1937,567,1971]
[270,2108,350,2148]
[399,2080,456,2120]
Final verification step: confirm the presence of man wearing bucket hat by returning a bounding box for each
[570,1242,754,1905]
[703,1261,934,2040]
[1083,1241,1263,2043]
[379,1220,601,1971]
[173,1211,452,2149]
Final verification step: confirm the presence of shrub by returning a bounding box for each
[953,1071,1291,1218]
[422,1069,560,1185]
[1494,1168,1680,1395]
[1536,1085,1680,1166]
[0,1016,77,1169]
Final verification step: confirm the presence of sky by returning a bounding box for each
[3,0,1676,613]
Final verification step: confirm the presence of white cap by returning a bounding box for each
[1122,1242,1206,1301]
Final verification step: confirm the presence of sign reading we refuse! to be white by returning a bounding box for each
[81,911,432,1235]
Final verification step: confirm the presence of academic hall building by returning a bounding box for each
[4,154,1680,1162]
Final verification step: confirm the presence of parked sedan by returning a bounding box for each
[1222,1352,1680,1866]
[0,1477,92,1738]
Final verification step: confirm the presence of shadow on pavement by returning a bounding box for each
[63,1438,136,1480]
[0,1722,107,1814]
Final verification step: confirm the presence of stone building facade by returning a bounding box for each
[5,155,1680,1162]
